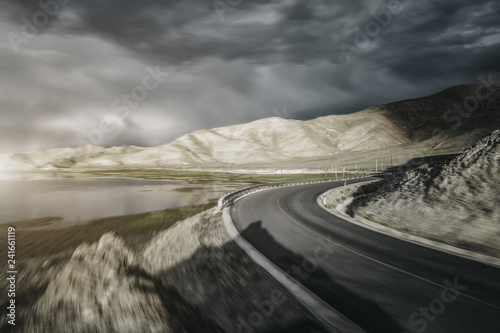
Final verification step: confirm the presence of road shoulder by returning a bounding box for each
[222,207,364,333]
[317,182,500,269]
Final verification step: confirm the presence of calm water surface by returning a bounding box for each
[0,177,245,226]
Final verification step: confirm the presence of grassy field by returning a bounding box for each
[0,203,215,259]
[80,168,363,184]
[3,169,366,260]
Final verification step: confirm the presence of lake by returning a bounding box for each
[0,177,248,227]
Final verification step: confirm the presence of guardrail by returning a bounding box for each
[216,172,398,212]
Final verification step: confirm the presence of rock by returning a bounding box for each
[25,233,169,333]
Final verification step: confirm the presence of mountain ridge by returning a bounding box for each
[1,82,499,171]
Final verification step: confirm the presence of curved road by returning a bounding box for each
[230,178,500,333]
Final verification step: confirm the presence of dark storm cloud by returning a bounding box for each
[368,1,500,81]
[0,0,499,153]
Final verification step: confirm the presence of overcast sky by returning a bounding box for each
[1,0,499,153]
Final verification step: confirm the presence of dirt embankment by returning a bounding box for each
[321,181,384,211]
[345,130,500,258]
[1,209,325,332]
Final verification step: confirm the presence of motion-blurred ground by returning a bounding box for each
[345,130,500,258]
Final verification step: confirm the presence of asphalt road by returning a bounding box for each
[230,178,500,333]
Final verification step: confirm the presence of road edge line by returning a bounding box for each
[317,183,500,269]
[221,208,365,333]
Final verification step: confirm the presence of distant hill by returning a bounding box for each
[382,82,500,146]
[1,82,499,170]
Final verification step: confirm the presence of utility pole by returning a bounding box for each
[376,159,378,173]
[391,154,394,177]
